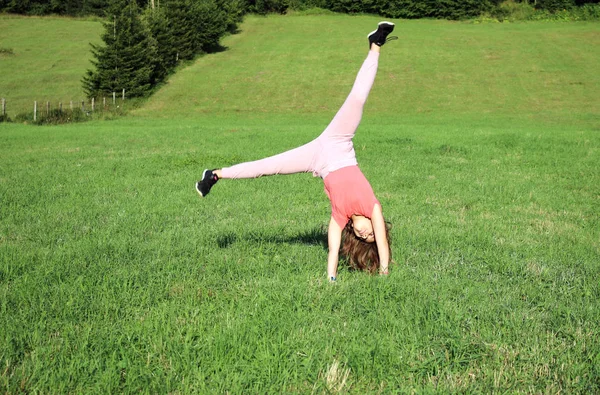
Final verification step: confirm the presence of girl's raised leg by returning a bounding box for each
[320,45,380,142]
[196,23,397,197]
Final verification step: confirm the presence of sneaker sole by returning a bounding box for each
[367,21,395,39]
[195,169,211,197]
[195,182,204,197]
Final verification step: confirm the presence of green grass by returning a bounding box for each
[0,15,103,118]
[138,15,600,127]
[2,14,600,393]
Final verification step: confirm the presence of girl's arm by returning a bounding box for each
[327,216,343,281]
[371,204,390,274]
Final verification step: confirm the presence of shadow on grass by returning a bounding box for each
[217,226,327,250]
[204,43,228,54]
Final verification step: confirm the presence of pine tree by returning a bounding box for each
[163,0,199,62]
[83,0,158,98]
[194,0,228,53]
[143,6,177,78]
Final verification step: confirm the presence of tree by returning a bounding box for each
[194,0,229,52]
[161,0,198,62]
[83,0,158,98]
[142,6,173,82]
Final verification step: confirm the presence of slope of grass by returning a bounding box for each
[0,15,102,118]
[137,15,600,128]
[1,14,599,393]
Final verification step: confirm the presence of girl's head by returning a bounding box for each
[350,215,376,243]
[341,217,391,273]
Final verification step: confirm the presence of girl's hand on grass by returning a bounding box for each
[379,268,389,276]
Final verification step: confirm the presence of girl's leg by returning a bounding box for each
[199,140,321,197]
[216,48,382,180]
[219,49,380,181]
[320,47,380,141]
[310,46,381,177]
[219,139,321,179]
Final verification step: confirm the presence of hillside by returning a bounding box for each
[136,14,600,126]
[1,14,598,126]
[0,15,103,118]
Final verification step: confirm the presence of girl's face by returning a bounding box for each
[352,216,375,243]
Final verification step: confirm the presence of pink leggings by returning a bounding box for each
[221,50,380,180]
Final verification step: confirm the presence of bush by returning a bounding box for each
[283,0,598,20]
[13,108,88,125]
[484,0,600,21]
[490,1,536,21]
[285,0,500,20]
[527,2,600,20]
[10,97,142,125]
[536,0,576,11]
[247,0,291,14]
[14,111,34,124]
[287,0,328,10]
[36,108,89,125]
[577,3,600,19]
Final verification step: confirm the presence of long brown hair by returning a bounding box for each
[340,220,392,274]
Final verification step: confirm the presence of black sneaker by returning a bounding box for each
[196,169,218,197]
[368,21,398,48]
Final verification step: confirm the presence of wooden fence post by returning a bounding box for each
[113,92,116,105]
[46,101,50,115]
[70,101,73,110]
[92,98,95,112]
[34,101,37,121]
[103,97,106,108]
[81,101,85,111]
[122,89,125,101]
[1,98,5,116]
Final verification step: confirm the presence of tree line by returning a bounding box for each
[3,0,599,17]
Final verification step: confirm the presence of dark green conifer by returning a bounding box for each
[163,0,198,62]
[142,6,173,82]
[83,0,158,98]
[194,0,228,53]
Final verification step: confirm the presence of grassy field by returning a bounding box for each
[137,15,600,125]
[1,14,600,393]
[0,15,103,118]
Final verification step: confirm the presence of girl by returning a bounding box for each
[196,22,397,282]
